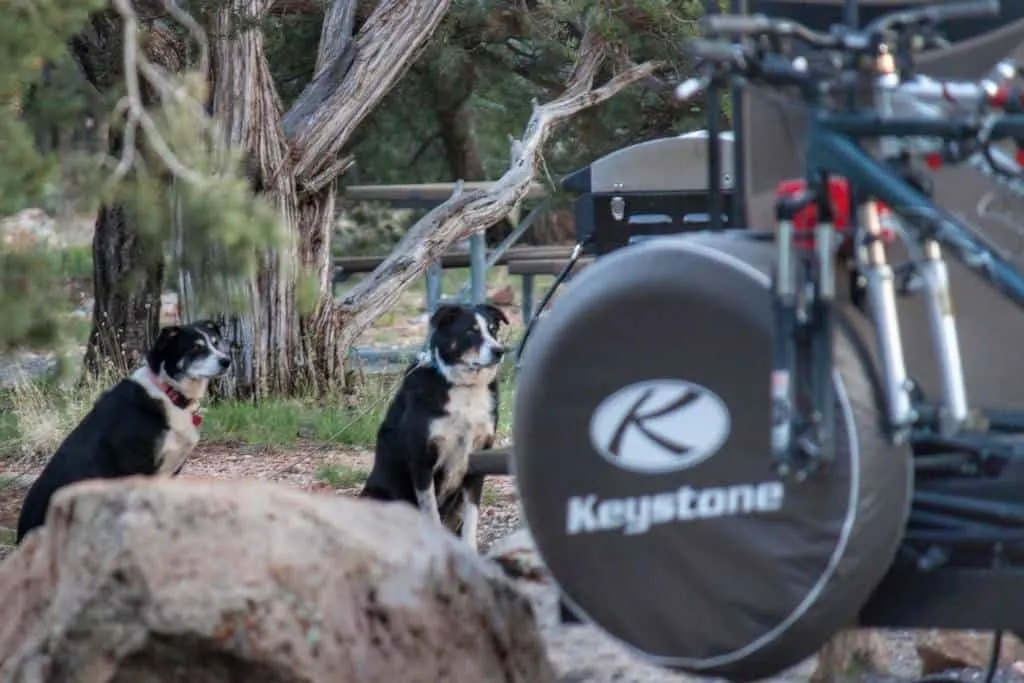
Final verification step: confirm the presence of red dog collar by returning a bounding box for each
[149,370,203,427]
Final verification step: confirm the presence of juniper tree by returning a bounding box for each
[9,0,697,396]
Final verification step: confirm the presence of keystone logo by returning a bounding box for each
[565,481,786,536]
[589,379,731,474]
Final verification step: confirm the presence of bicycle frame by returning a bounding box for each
[811,114,1024,305]
[784,108,1024,458]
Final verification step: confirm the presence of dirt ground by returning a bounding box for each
[0,442,521,552]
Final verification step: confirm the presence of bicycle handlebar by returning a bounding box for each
[702,14,853,50]
[864,0,1000,35]
[685,38,750,66]
[701,14,779,37]
[702,0,1000,51]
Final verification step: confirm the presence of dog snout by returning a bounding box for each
[492,345,505,361]
[218,356,231,370]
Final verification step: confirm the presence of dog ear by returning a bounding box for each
[147,326,180,371]
[481,303,510,327]
[430,304,462,330]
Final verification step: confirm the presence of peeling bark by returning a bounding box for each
[207,0,303,397]
[284,0,452,190]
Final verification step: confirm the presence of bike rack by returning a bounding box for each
[714,0,1024,671]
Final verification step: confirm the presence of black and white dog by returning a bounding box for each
[360,303,509,551]
[16,320,231,544]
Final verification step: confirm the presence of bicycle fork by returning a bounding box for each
[915,238,970,436]
[771,181,838,477]
[856,201,915,441]
[857,204,970,439]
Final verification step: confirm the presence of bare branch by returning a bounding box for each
[278,0,359,145]
[283,0,452,190]
[315,0,357,74]
[107,0,208,188]
[303,154,356,196]
[334,37,663,353]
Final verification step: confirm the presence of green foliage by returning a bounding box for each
[324,0,710,191]
[2,4,286,353]
[0,0,106,351]
[0,247,66,353]
[0,0,105,213]
[2,0,720,356]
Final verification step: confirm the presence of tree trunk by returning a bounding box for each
[83,203,164,376]
[207,0,306,399]
[207,0,450,396]
[75,12,178,378]
[299,189,345,392]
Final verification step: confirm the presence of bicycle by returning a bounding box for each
[510,1,1024,680]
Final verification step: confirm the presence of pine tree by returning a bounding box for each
[2,0,283,360]
[0,0,105,352]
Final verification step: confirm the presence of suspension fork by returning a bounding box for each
[771,181,836,476]
[875,156,969,438]
[771,196,803,471]
[919,238,969,436]
[809,174,837,468]
[856,199,915,441]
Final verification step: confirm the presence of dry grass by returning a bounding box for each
[0,365,515,460]
[4,370,116,460]
[1,263,547,460]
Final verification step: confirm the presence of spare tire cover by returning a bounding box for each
[513,231,911,681]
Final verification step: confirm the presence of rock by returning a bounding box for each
[810,629,892,683]
[0,209,58,250]
[917,630,1024,675]
[488,529,546,583]
[0,477,556,682]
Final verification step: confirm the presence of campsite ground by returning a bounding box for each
[0,264,930,682]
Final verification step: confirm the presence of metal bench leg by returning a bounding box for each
[426,262,442,313]
[522,274,534,323]
[469,232,487,304]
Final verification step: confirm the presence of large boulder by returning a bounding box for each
[0,477,555,682]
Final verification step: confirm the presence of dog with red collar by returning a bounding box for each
[15,320,231,544]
